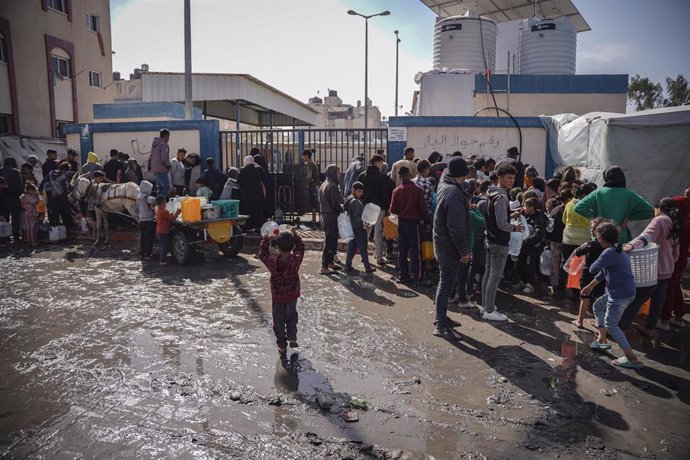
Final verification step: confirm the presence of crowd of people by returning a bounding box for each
[291,146,690,368]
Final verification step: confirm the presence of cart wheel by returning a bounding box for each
[171,229,190,264]
[218,225,244,258]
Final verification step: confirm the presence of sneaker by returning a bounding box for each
[522,283,535,294]
[344,265,355,272]
[377,259,386,266]
[448,295,460,303]
[483,310,508,322]
[396,275,413,284]
[670,317,686,328]
[457,300,476,308]
[433,317,462,328]
[432,326,450,337]
[656,321,671,331]
[513,282,526,290]
[328,264,342,271]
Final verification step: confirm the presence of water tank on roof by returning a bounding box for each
[433,10,496,73]
[518,17,577,75]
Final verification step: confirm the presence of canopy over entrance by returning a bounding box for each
[139,72,318,128]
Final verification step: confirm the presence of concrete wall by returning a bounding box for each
[1,0,113,137]
[64,119,221,169]
[388,116,552,177]
[475,93,626,117]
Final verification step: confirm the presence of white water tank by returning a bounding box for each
[433,10,497,73]
[518,17,577,75]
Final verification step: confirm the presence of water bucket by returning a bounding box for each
[211,199,240,219]
[629,243,659,288]
[421,241,435,261]
[37,200,46,214]
[181,198,202,222]
[362,203,381,227]
[261,220,280,237]
[58,225,67,240]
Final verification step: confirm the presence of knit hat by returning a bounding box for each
[447,156,469,178]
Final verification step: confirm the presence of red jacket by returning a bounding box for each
[389,180,430,222]
[259,235,305,303]
[156,207,180,234]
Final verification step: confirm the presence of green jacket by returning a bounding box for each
[469,208,486,251]
[573,187,653,243]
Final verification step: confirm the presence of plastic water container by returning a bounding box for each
[202,206,220,220]
[629,243,659,287]
[58,225,67,240]
[49,226,61,241]
[362,203,381,227]
[388,214,399,226]
[261,220,280,237]
[338,213,354,240]
[0,221,11,238]
[181,198,202,222]
[211,200,240,219]
[167,197,182,214]
[508,215,529,258]
[383,216,398,240]
[421,241,435,261]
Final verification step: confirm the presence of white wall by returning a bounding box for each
[406,126,548,174]
[91,129,201,167]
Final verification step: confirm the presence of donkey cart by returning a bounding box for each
[169,216,247,264]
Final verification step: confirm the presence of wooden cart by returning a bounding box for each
[169,215,248,264]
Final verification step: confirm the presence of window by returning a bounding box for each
[0,114,12,135]
[47,0,66,14]
[0,34,6,64]
[51,55,70,78]
[86,13,99,32]
[89,71,101,88]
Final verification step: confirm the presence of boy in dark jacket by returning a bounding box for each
[358,154,388,264]
[390,166,430,284]
[259,229,305,354]
[516,197,549,294]
[344,182,375,273]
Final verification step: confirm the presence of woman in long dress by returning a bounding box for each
[238,156,265,230]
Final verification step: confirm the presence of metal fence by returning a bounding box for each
[220,128,388,173]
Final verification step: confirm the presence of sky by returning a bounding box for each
[110,0,690,117]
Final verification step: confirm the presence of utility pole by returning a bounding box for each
[184,0,192,120]
[394,30,400,117]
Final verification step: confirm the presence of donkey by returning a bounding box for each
[71,174,140,245]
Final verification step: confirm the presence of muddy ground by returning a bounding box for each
[1,240,689,459]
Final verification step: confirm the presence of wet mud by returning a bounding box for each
[1,241,690,459]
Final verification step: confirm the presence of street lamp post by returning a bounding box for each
[394,30,400,117]
[347,9,390,153]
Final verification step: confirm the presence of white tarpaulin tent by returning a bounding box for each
[541,105,690,207]
[0,136,68,184]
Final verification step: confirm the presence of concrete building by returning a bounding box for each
[307,90,383,130]
[0,0,113,138]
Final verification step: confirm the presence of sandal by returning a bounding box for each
[612,356,643,369]
[573,320,584,328]
[590,340,612,350]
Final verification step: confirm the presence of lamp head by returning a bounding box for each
[347,10,357,15]
[394,30,399,34]
[380,11,391,16]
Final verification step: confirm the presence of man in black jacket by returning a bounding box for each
[319,164,343,274]
[358,154,388,265]
[432,157,470,337]
[505,147,525,189]
[0,157,23,240]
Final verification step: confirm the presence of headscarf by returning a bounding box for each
[561,166,578,183]
[243,155,255,167]
[603,165,626,188]
[253,153,267,170]
[87,152,100,164]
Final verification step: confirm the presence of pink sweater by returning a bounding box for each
[629,215,679,280]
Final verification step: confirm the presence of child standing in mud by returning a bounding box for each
[259,228,305,354]
[155,196,181,266]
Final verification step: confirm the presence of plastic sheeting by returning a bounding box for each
[414,70,476,116]
[541,106,690,202]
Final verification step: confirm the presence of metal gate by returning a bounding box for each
[220,128,387,174]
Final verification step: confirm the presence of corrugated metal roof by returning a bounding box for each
[420,0,591,32]
[140,72,318,126]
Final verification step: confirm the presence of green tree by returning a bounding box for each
[628,74,663,111]
[663,74,690,107]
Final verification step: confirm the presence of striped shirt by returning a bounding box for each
[413,175,434,216]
